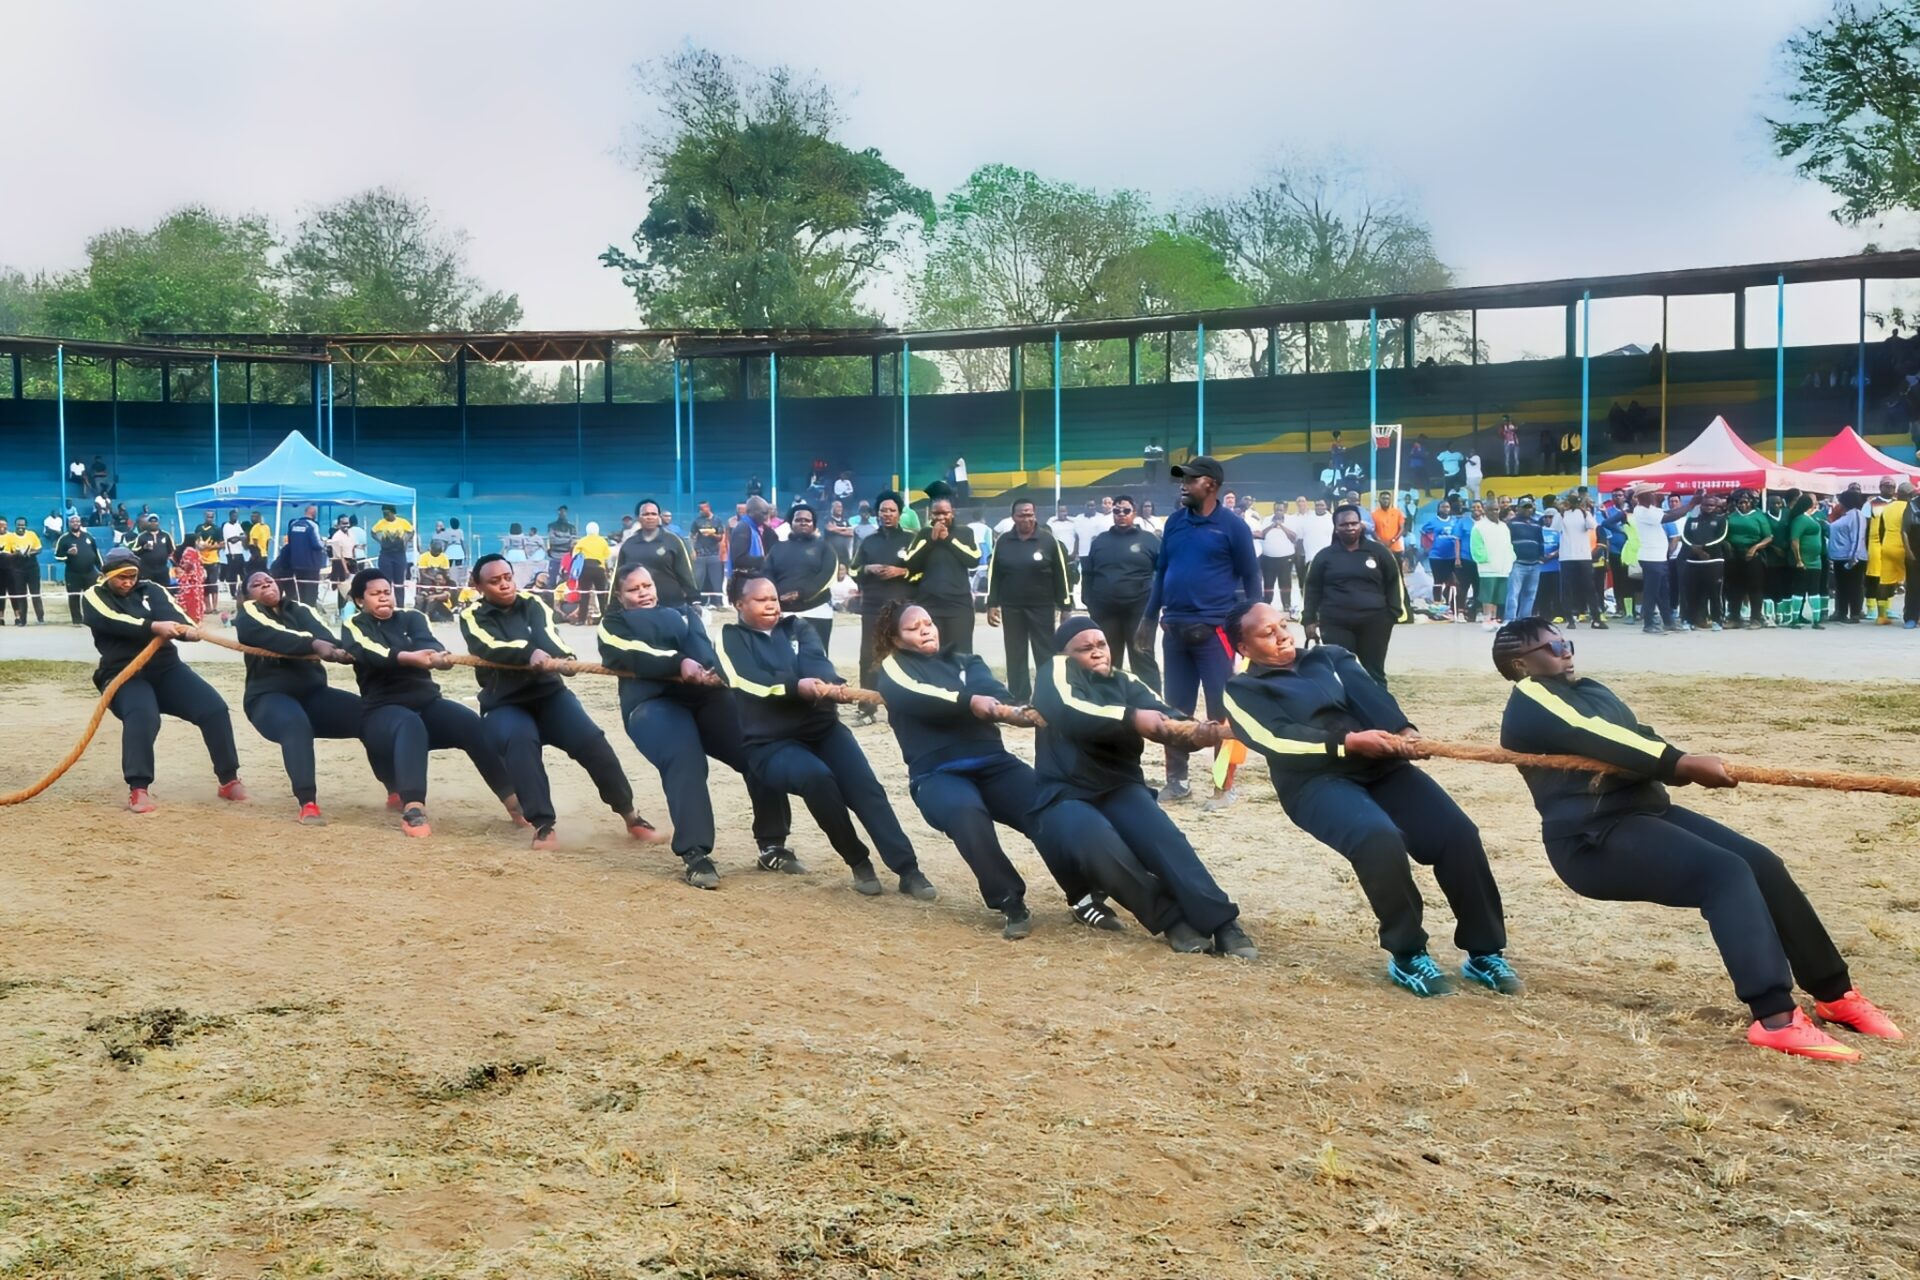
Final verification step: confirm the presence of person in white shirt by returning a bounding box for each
[967,515,994,560]
[1258,505,1298,609]
[1629,487,1678,633]
[1555,493,1604,627]
[1073,500,1112,579]
[1135,501,1162,534]
[1047,505,1081,559]
[1463,454,1484,500]
[1437,447,1465,489]
[1294,499,1335,565]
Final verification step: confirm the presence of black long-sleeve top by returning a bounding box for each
[727,519,771,584]
[132,529,176,582]
[1681,511,1729,561]
[905,525,981,607]
[1222,647,1413,805]
[853,526,914,613]
[1301,538,1406,626]
[877,648,1015,780]
[767,532,837,612]
[340,607,446,710]
[616,531,699,607]
[55,530,104,585]
[80,579,191,686]
[1032,653,1177,807]
[459,594,575,710]
[1081,526,1160,610]
[1499,674,1684,840]
[597,603,723,720]
[235,598,338,702]
[985,529,1072,609]
[718,616,842,746]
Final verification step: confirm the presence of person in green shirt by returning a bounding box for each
[1723,491,1774,628]
[1781,492,1827,629]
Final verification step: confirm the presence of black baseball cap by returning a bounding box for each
[1171,455,1224,482]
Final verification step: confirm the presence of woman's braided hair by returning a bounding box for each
[1491,616,1555,681]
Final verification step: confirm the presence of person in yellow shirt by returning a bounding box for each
[416,541,451,573]
[569,521,613,623]
[246,513,273,577]
[371,506,416,607]
[4,517,45,624]
[1868,481,1910,625]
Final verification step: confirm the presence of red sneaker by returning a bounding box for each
[217,778,250,803]
[297,802,327,826]
[1747,1008,1861,1062]
[626,813,666,843]
[385,792,404,812]
[400,805,432,839]
[126,788,157,815]
[1814,988,1904,1041]
[531,824,560,852]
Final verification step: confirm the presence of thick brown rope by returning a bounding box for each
[190,630,633,678]
[0,637,167,807]
[1415,738,1920,799]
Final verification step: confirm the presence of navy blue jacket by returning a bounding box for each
[1500,675,1683,840]
[1143,502,1263,627]
[597,603,729,720]
[1032,654,1177,806]
[1507,517,1545,566]
[877,648,1014,780]
[719,615,843,746]
[1222,646,1413,804]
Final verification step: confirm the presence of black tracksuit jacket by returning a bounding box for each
[597,603,724,720]
[1081,526,1161,611]
[876,648,1014,780]
[234,598,337,700]
[1031,653,1177,807]
[854,526,915,613]
[80,579,191,686]
[616,532,699,607]
[767,533,837,612]
[718,616,842,746]
[905,526,981,608]
[459,594,576,711]
[1499,674,1684,839]
[340,608,446,710]
[985,530,1072,609]
[1221,646,1413,804]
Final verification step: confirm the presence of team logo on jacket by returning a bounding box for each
[1033,550,1044,561]
[1130,543,1144,553]
[1365,558,1377,569]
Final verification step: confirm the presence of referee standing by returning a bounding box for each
[1135,455,1262,803]
[985,499,1072,701]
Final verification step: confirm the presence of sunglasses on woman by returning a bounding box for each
[1520,636,1575,659]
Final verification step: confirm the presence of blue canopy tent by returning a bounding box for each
[174,431,416,539]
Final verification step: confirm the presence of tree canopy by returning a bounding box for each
[1770,0,1920,225]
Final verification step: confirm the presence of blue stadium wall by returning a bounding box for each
[2,342,1911,540]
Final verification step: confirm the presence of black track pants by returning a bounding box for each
[909,754,1037,910]
[364,697,513,807]
[483,688,634,829]
[748,723,918,874]
[1034,784,1237,934]
[998,604,1055,702]
[624,694,790,862]
[106,661,240,791]
[1545,805,1850,1020]
[245,686,378,806]
[1089,600,1160,692]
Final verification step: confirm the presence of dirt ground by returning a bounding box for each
[1,642,1917,1279]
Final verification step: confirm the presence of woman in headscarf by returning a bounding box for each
[235,569,383,825]
[173,541,207,625]
[1494,617,1899,1060]
[80,547,247,813]
[338,566,522,837]
[596,562,793,889]
[767,499,838,653]
[461,553,660,851]
[1222,600,1515,997]
[1030,616,1256,959]
[873,599,1071,938]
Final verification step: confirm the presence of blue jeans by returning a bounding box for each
[1508,562,1542,620]
[1159,620,1234,785]
[1638,560,1675,629]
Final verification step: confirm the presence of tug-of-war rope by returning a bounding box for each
[6,631,1919,806]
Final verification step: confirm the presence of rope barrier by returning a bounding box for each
[0,638,166,807]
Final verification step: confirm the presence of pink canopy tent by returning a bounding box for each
[1596,417,1836,494]
[1793,426,1920,486]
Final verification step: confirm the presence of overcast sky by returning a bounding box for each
[2,0,1897,352]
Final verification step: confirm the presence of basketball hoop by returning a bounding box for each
[1371,423,1397,450]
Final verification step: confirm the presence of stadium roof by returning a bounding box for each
[131,249,1920,365]
[0,334,328,365]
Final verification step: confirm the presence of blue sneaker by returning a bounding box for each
[1387,951,1455,997]
[1461,952,1525,995]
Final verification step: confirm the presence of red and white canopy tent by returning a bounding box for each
[1596,416,1837,494]
[1792,426,1920,486]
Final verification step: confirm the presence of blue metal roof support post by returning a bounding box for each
[325,362,335,455]
[55,344,65,497]
[901,341,910,493]
[1775,273,1786,463]
[1052,331,1063,507]
[1857,278,1867,432]
[312,364,321,442]
[212,356,221,480]
[456,351,468,490]
[686,359,697,497]
[1196,322,1207,455]
[1368,308,1379,496]
[769,352,779,508]
[1580,291,1591,487]
[574,358,584,500]
[672,356,683,515]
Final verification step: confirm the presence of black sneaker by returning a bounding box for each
[1071,896,1127,932]
[757,845,808,875]
[1213,922,1258,961]
[682,856,721,890]
[849,859,884,896]
[898,869,938,901]
[1002,904,1033,940]
[1165,920,1211,954]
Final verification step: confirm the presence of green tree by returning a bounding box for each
[28,207,282,398]
[1770,1,1920,224]
[602,47,933,394]
[287,187,525,405]
[1189,165,1467,374]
